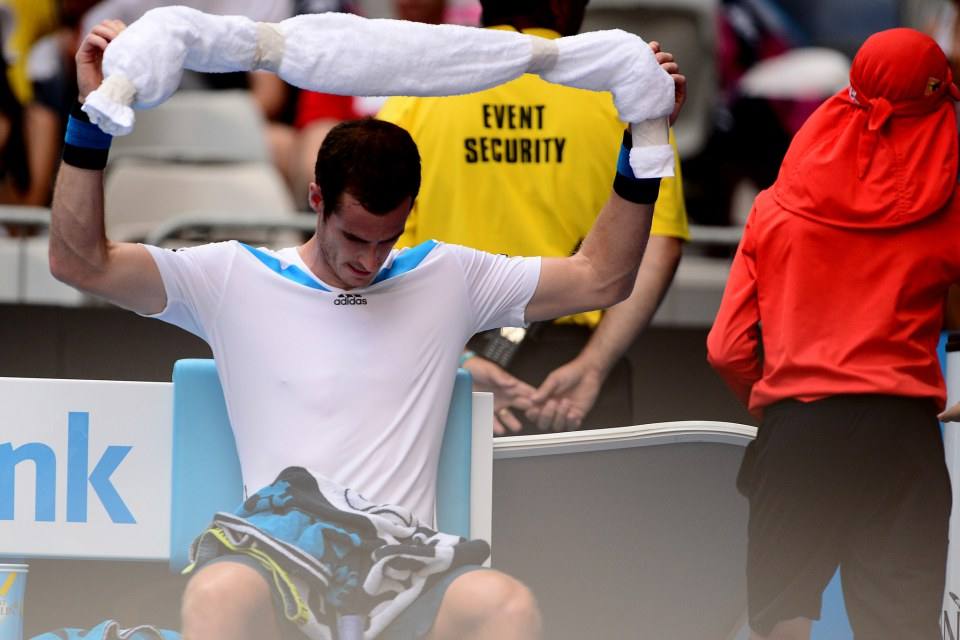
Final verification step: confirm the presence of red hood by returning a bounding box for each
[771,29,959,230]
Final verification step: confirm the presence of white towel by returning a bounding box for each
[84,6,675,177]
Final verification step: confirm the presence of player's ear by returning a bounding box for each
[308,183,324,216]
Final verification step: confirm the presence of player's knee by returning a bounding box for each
[181,562,274,637]
[443,570,541,632]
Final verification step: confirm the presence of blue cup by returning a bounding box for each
[0,564,27,640]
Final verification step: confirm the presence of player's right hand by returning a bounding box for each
[76,19,126,103]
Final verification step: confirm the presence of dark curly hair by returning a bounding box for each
[314,118,421,217]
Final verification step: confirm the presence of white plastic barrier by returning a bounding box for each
[491,421,755,640]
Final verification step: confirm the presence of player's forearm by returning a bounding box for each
[577,234,681,375]
[575,191,655,309]
[574,120,668,309]
[49,162,110,288]
[524,123,667,322]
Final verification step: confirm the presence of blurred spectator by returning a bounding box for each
[82,0,320,199]
[0,0,98,206]
[254,0,359,206]
[715,0,800,103]
[681,0,799,226]
[0,36,28,201]
[378,0,689,434]
[1,0,59,104]
[81,1,302,114]
[683,0,847,227]
[0,0,339,208]
[0,0,58,206]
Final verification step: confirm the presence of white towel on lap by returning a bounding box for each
[84,6,675,176]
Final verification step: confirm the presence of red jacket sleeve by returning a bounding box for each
[706,212,763,407]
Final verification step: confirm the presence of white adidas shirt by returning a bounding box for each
[144,240,540,523]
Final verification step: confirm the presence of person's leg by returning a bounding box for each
[741,398,858,638]
[749,617,812,640]
[839,398,950,640]
[425,569,541,640]
[181,559,284,640]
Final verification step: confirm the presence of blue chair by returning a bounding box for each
[169,358,480,571]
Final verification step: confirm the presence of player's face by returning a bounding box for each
[316,192,410,290]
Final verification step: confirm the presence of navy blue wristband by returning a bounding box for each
[616,131,634,177]
[62,101,112,170]
[613,129,660,205]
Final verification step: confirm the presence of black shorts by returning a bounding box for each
[738,395,950,638]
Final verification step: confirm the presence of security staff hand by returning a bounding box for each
[939,401,960,422]
[76,19,126,102]
[463,355,537,435]
[648,40,686,126]
[526,357,605,431]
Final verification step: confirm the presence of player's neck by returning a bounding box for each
[298,236,351,290]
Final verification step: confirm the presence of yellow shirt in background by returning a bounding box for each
[378,27,689,327]
[2,0,59,104]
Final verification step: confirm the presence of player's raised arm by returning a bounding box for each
[526,47,685,322]
[48,20,167,315]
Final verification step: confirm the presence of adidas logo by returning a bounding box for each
[334,293,368,306]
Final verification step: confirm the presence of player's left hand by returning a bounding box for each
[525,357,605,431]
[648,40,686,126]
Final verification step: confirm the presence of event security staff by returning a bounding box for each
[380,0,689,435]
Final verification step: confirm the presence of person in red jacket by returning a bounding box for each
[707,28,960,640]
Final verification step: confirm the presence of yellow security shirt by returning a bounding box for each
[379,26,689,327]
